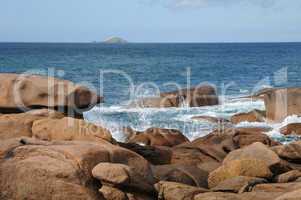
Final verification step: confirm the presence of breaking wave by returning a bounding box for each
[84,98,266,142]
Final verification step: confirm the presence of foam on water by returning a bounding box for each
[85,98,301,143]
[235,121,272,129]
[234,114,301,144]
[84,98,266,142]
[265,115,301,143]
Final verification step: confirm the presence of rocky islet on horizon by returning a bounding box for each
[103,36,128,44]
[1,73,301,199]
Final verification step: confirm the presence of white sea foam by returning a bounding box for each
[84,98,267,142]
[234,115,301,143]
[235,121,272,129]
[278,115,301,129]
[174,115,192,122]
[265,115,301,139]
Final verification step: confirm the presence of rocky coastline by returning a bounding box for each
[1,73,301,200]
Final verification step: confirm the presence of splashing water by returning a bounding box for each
[85,97,301,143]
[179,96,189,108]
[234,114,301,144]
[84,98,268,142]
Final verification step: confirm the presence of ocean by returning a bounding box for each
[1,42,301,142]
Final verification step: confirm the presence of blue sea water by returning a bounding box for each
[1,42,301,141]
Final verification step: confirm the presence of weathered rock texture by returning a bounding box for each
[171,128,278,168]
[280,123,301,135]
[0,139,153,200]
[130,85,219,108]
[0,73,102,117]
[223,142,285,174]
[254,88,301,122]
[152,164,209,188]
[1,79,301,200]
[124,127,189,147]
[211,176,267,193]
[272,141,301,162]
[231,109,265,124]
[155,181,208,200]
[0,109,64,140]
[208,159,273,188]
[32,117,114,143]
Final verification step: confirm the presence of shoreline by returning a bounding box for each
[1,73,301,199]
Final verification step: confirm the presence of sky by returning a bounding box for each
[0,0,301,43]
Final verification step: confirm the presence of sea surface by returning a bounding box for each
[1,42,301,142]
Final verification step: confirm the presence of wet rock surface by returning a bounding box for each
[255,87,301,122]
[129,85,219,108]
[231,109,266,124]
[280,123,301,135]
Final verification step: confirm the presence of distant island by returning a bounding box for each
[103,37,128,44]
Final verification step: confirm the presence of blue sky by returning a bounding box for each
[0,0,300,42]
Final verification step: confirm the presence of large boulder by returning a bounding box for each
[231,109,266,124]
[0,138,153,200]
[0,140,102,200]
[32,117,115,143]
[208,159,273,188]
[171,128,237,166]
[152,164,208,188]
[274,170,301,183]
[233,127,279,147]
[223,142,285,174]
[280,123,301,135]
[171,128,278,169]
[124,127,189,147]
[254,88,301,122]
[0,109,64,140]
[272,141,301,163]
[118,142,172,165]
[171,146,221,168]
[92,163,155,194]
[0,73,102,117]
[155,181,208,200]
[161,85,219,107]
[129,85,218,108]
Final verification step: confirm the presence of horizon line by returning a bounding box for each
[1,41,301,44]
